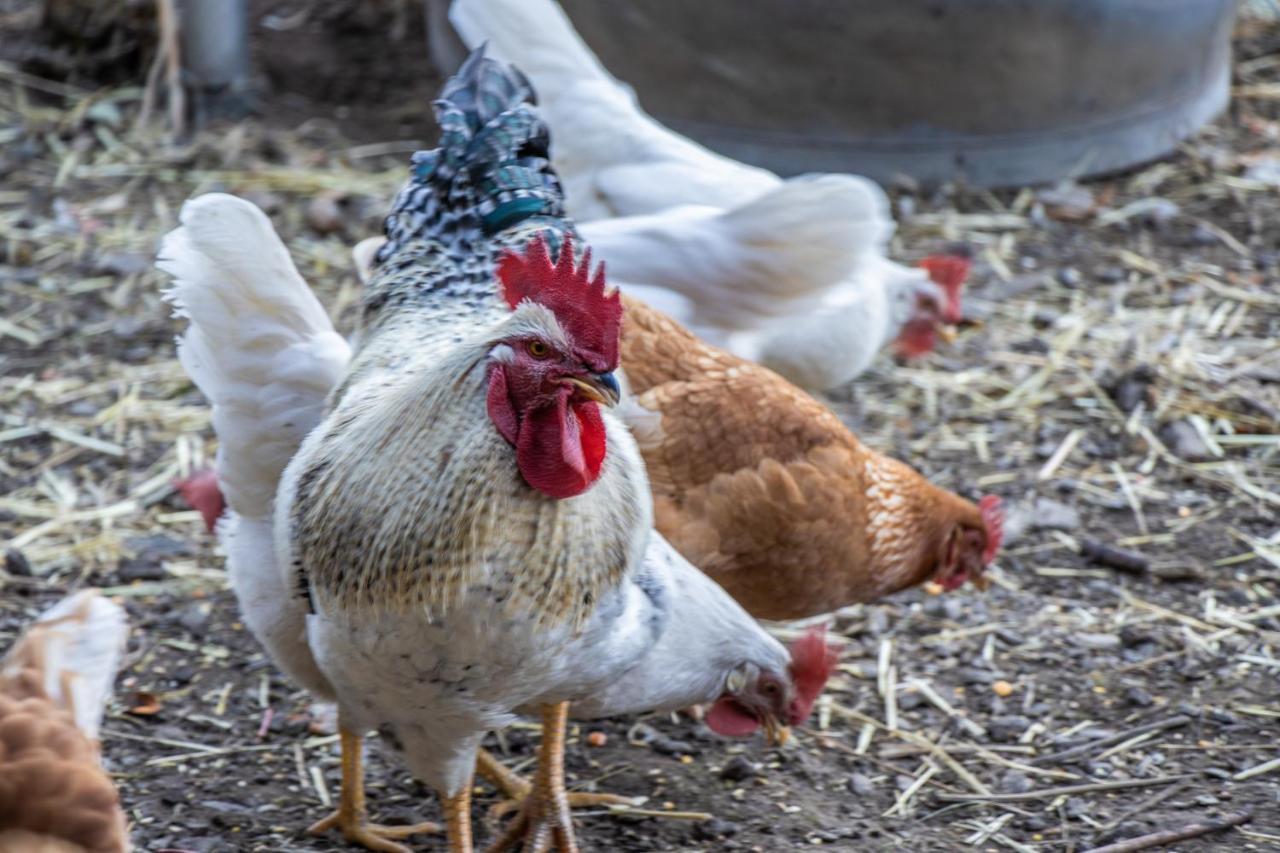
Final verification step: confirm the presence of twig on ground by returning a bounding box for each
[1081,811,1251,853]
[1232,755,1280,781]
[601,806,712,822]
[830,703,991,796]
[1032,716,1190,765]
[1098,779,1191,834]
[935,774,1192,803]
[1081,540,1150,575]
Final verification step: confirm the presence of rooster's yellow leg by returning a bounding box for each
[488,701,634,852]
[308,728,441,853]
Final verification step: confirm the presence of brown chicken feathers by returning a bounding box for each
[0,592,130,853]
[620,297,1004,620]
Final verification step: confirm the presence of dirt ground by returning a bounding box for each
[1,3,1278,852]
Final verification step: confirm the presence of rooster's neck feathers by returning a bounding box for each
[288,49,652,626]
[345,50,592,398]
[290,324,649,627]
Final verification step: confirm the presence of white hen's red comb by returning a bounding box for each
[786,625,840,725]
[174,469,225,533]
[978,494,1004,564]
[918,254,970,324]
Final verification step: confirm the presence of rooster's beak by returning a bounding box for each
[937,324,958,344]
[564,372,621,407]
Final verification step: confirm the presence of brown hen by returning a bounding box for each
[0,592,130,853]
[619,294,1003,621]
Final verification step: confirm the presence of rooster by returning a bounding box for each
[0,591,130,853]
[162,50,833,853]
[444,0,970,392]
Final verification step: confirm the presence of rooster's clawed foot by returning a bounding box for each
[308,728,442,853]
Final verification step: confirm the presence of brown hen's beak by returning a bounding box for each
[937,324,959,344]
[563,372,621,407]
[762,715,790,747]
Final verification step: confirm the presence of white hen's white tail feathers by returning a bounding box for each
[577,175,889,330]
[159,194,352,520]
[448,0,776,220]
[0,591,128,742]
[448,0,615,96]
[717,175,892,303]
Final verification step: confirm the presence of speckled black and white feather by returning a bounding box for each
[344,48,581,398]
[366,48,567,324]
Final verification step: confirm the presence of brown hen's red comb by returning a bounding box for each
[786,625,840,725]
[918,254,970,324]
[496,234,622,371]
[978,494,1004,564]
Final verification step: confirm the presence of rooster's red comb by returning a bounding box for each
[496,234,622,371]
[786,625,841,725]
[919,254,970,324]
[978,494,1004,564]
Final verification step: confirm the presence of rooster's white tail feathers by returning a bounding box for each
[0,591,128,742]
[159,194,351,520]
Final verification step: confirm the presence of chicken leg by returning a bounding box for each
[484,702,633,852]
[308,728,441,853]
[444,781,474,852]
[476,747,637,821]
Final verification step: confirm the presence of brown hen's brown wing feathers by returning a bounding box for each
[0,694,127,853]
[620,295,988,621]
[0,592,130,853]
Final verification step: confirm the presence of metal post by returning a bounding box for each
[177,0,251,117]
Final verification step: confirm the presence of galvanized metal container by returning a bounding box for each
[554,0,1235,187]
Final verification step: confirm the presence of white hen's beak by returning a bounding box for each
[763,716,790,747]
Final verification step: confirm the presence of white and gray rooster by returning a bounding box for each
[162,49,832,853]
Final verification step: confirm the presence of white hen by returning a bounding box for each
[446,0,969,392]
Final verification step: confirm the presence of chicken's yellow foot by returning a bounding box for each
[483,702,640,852]
[476,747,638,820]
[308,728,441,853]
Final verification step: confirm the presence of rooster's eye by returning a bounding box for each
[527,340,551,359]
